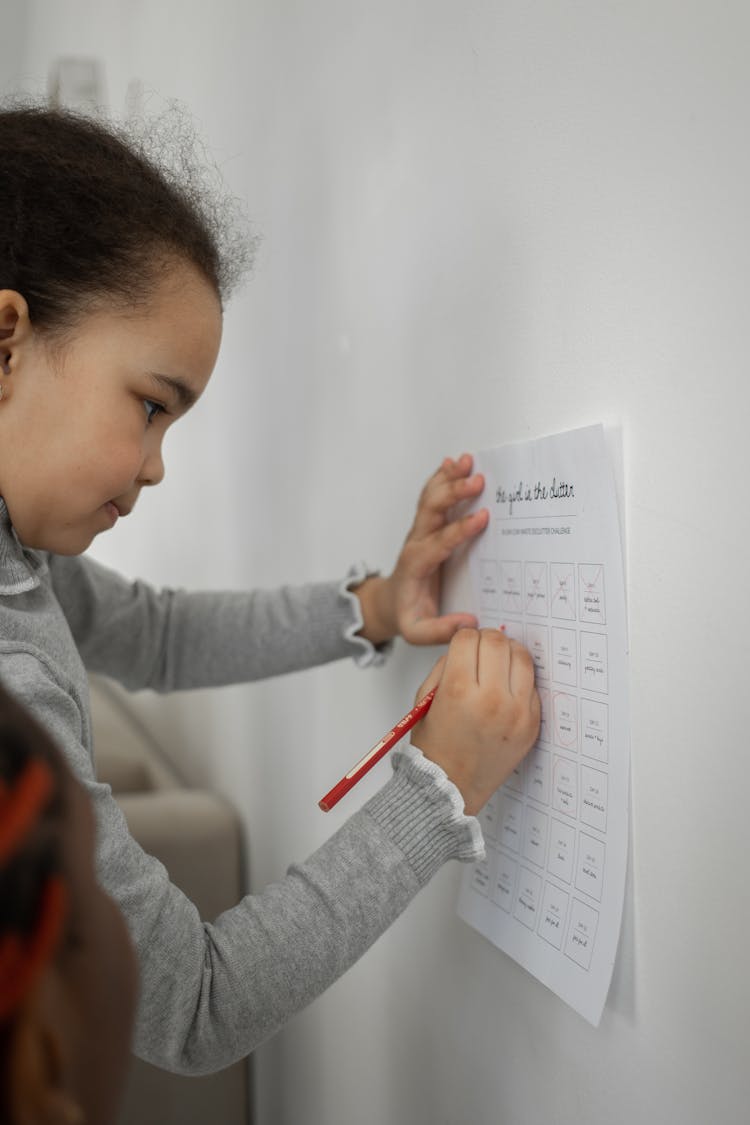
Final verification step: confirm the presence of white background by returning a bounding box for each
[4,3,749,1122]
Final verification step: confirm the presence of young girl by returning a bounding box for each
[0,102,541,1075]
[0,681,137,1125]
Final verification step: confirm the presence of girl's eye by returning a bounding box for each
[143,399,165,426]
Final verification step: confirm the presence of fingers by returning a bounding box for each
[469,629,537,699]
[507,638,537,698]
[508,639,541,742]
[472,630,536,694]
[405,612,479,647]
[418,629,537,699]
[410,454,485,540]
[476,628,513,692]
[442,624,481,686]
[403,508,489,578]
[411,626,541,812]
[441,626,517,691]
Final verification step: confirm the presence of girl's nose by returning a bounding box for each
[138,443,165,487]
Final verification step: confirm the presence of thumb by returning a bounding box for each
[406,612,479,647]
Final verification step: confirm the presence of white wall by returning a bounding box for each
[11,3,750,1122]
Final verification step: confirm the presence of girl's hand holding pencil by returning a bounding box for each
[411,627,541,817]
[319,627,540,815]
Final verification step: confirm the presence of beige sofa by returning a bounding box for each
[89,675,252,1125]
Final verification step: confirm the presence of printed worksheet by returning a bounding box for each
[447,425,629,1026]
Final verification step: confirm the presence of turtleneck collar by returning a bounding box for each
[0,500,47,595]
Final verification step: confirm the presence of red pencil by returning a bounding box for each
[318,687,437,812]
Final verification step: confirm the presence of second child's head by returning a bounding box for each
[0,103,250,555]
[0,680,138,1124]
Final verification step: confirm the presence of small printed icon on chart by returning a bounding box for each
[581,698,608,762]
[551,562,576,621]
[552,627,578,686]
[538,882,570,950]
[579,564,606,624]
[547,818,576,884]
[580,633,608,694]
[575,833,606,903]
[479,559,500,611]
[553,757,578,818]
[500,561,523,614]
[552,692,578,751]
[514,866,543,931]
[525,562,548,616]
[580,767,608,833]
[492,852,518,913]
[522,806,549,869]
[565,899,599,971]
[499,792,524,853]
[525,623,550,680]
[525,746,551,805]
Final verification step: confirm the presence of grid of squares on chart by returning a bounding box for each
[472,559,609,971]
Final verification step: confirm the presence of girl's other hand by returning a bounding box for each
[355,453,488,647]
[410,629,540,816]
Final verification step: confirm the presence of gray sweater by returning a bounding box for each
[0,501,483,1074]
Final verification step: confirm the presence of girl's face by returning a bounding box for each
[0,262,222,554]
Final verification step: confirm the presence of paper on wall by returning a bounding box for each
[446,424,630,1026]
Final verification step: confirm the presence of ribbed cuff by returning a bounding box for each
[364,745,485,886]
[339,562,394,669]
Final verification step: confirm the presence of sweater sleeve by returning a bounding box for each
[48,553,388,690]
[0,649,483,1074]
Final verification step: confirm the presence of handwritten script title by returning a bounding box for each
[495,478,575,516]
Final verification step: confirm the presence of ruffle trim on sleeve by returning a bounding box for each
[339,562,394,669]
[393,744,485,860]
[363,743,485,886]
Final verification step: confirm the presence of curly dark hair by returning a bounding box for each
[0,100,253,333]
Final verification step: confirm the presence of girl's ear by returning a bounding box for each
[5,970,85,1125]
[0,291,32,376]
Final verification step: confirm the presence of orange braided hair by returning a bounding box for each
[0,756,69,1022]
